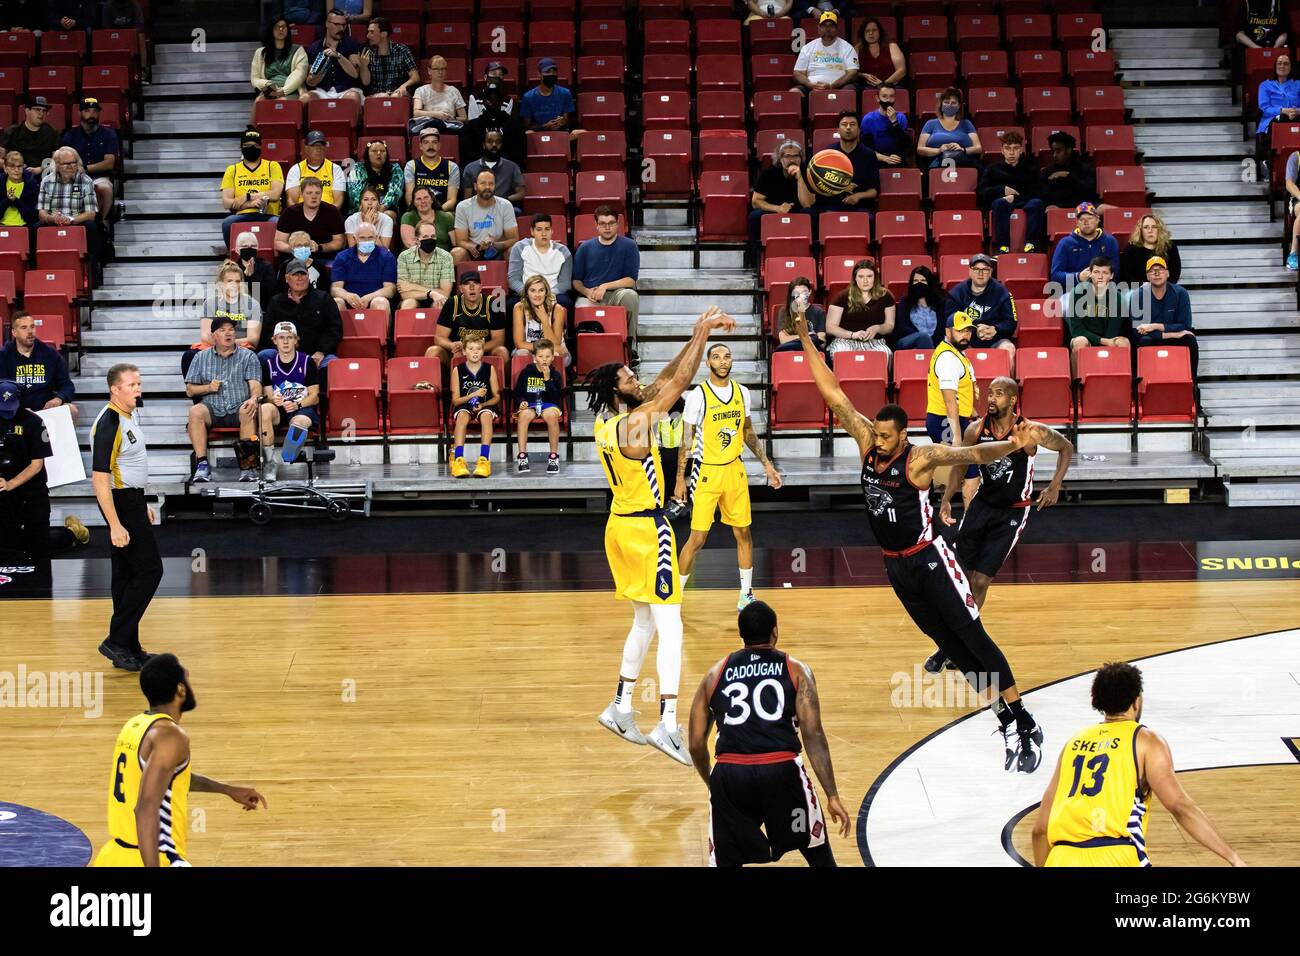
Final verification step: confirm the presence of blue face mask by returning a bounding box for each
[358,240,376,254]
[292,246,311,261]
[941,103,960,118]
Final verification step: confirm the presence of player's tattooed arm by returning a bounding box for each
[794,662,851,837]
[674,419,696,502]
[939,418,983,523]
[1027,422,1073,510]
[642,307,735,413]
[914,421,1032,483]
[688,665,721,787]
[791,314,876,456]
[743,415,784,488]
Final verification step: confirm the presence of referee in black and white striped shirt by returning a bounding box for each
[91,364,162,672]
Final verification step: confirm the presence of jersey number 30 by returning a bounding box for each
[721,679,786,725]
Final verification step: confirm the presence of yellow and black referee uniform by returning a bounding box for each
[92,399,162,662]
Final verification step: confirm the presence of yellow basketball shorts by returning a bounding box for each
[1044,843,1144,867]
[605,513,681,605]
[690,459,752,533]
[92,840,189,867]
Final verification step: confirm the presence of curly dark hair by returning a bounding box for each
[1091,662,1143,715]
[585,362,626,418]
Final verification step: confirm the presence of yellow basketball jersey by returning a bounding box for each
[293,159,339,205]
[1047,720,1148,860]
[106,712,191,862]
[926,341,976,418]
[694,381,746,465]
[595,412,666,514]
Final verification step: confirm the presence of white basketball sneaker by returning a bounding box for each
[598,702,647,745]
[646,721,691,765]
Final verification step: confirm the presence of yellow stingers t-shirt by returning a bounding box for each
[221,159,284,217]
[3,178,25,225]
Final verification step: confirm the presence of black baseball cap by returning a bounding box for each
[304,130,326,146]
[209,315,237,332]
[485,60,508,75]
[284,260,310,276]
[458,271,482,284]
[28,95,49,109]
[79,97,101,110]
[241,129,262,144]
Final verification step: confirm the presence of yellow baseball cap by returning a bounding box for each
[819,10,839,23]
[1145,256,1168,272]
[950,311,973,331]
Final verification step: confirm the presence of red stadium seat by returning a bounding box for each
[1244,47,1287,114]
[1017,298,1064,349]
[27,65,77,109]
[1030,124,1079,163]
[699,131,748,174]
[23,269,79,339]
[337,309,389,362]
[1022,86,1073,129]
[38,30,86,68]
[0,66,22,108]
[808,89,857,129]
[954,14,1001,51]
[578,55,624,94]
[228,221,276,262]
[1046,207,1078,243]
[574,305,629,375]
[0,270,14,323]
[644,53,691,93]
[876,210,928,257]
[1084,124,1136,166]
[393,308,442,358]
[464,261,508,295]
[1097,166,1148,207]
[931,210,984,259]
[892,349,933,424]
[765,256,818,305]
[1004,13,1053,51]
[877,167,923,212]
[1104,207,1152,251]
[834,350,890,430]
[424,23,471,59]
[819,211,872,261]
[1075,85,1127,126]
[968,347,1012,390]
[523,173,570,219]
[639,0,685,20]
[509,353,570,436]
[862,87,911,117]
[881,254,935,300]
[968,86,1018,127]
[1077,345,1133,423]
[642,91,690,130]
[1017,347,1073,423]
[81,64,131,103]
[978,124,1026,164]
[1067,49,1117,87]
[770,350,829,431]
[996,253,1048,300]
[761,214,813,261]
[909,51,958,89]
[696,91,746,131]
[307,97,361,151]
[753,90,802,131]
[363,96,410,136]
[577,130,627,172]
[822,255,862,302]
[1056,13,1104,51]
[695,19,743,57]
[523,56,573,89]
[289,24,318,47]
[644,19,689,57]
[475,21,523,59]
[35,226,88,294]
[928,166,979,210]
[902,15,950,52]
[387,22,420,54]
[1014,49,1063,87]
[253,97,304,137]
[750,54,797,94]
[1136,346,1195,422]
[642,129,694,197]
[529,21,576,58]
[755,128,806,166]
[527,131,572,174]
[697,172,749,241]
[0,225,29,292]
[578,92,626,131]
[386,357,444,435]
[574,213,625,247]
[576,171,627,216]
[581,20,629,56]
[327,359,383,435]
[938,253,976,288]
[260,137,298,175]
[962,50,1009,86]
[746,16,793,56]
[0,30,36,68]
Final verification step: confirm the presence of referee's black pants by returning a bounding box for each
[103,488,163,654]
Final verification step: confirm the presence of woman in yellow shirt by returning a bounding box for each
[0,149,40,228]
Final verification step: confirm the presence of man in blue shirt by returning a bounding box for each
[1049,202,1120,292]
[1130,256,1198,379]
[305,8,365,104]
[860,83,910,167]
[796,112,879,215]
[62,98,120,223]
[330,221,398,333]
[520,57,578,138]
[0,311,75,415]
[572,205,640,341]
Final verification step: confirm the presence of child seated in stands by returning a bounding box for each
[513,339,563,475]
[450,333,500,478]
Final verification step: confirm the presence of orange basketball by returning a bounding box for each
[807,148,856,197]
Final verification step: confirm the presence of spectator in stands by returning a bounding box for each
[38,147,101,265]
[397,220,455,310]
[262,259,341,368]
[745,1,793,24]
[404,129,459,238]
[1286,151,1300,270]
[826,258,894,356]
[413,56,468,128]
[345,186,394,249]
[400,185,451,252]
[465,80,527,163]
[572,206,641,341]
[451,169,520,265]
[1121,213,1182,284]
[1130,255,1198,379]
[462,130,525,211]
[521,58,579,138]
[449,332,501,479]
[281,0,325,27]
[814,112,880,212]
[48,0,93,31]
[792,11,859,95]
[890,265,947,352]
[513,274,570,367]
[221,129,284,248]
[0,311,75,415]
[99,0,150,80]
[916,88,981,169]
[854,17,906,90]
[346,139,403,222]
[773,277,828,356]
[508,214,573,310]
[279,229,332,293]
[426,271,508,366]
[1040,131,1097,211]
[234,230,278,310]
[337,0,371,23]
[979,130,1044,254]
[467,63,514,120]
[331,221,396,329]
[1050,202,1120,292]
[185,316,264,483]
[360,16,418,99]
[62,98,120,224]
[182,259,263,376]
[1,0,43,30]
[946,253,1017,371]
[1237,0,1287,50]
[0,149,39,226]
[1256,53,1300,136]
[513,338,564,474]
[285,131,345,208]
[273,176,344,260]
[304,8,364,104]
[250,17,308,124]
[4,96,61,177]
[1067,256,1128,375]
[861,82,911,167]
[749,140,808,246]
[258,321,321,480]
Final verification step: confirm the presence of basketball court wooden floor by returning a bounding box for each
[6,574,1298,867]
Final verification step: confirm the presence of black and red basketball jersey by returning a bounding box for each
[973,415,1036,509]
[710,648,801,760]
[861,444,933,553]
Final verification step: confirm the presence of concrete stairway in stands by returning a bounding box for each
[1117,25,1300,506]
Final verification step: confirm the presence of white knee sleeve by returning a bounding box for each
[619,602,656,679]
[650,603,683,697]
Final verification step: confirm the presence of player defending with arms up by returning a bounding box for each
[792,314,1046,772]
[592,307,736,765]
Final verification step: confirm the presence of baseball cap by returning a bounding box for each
[0,379,19,417]
[28,95,49,109]
[819,10,839,23]
[486,60,508,75]
[79,97,101,110]
[209,315,237,332]
[458,270,482,284]
[241,128,262,144]
[1075,201,1098,217]
[538,57,558,73]
[284,260,310,276]
[968,253,995,268]
[949,311,974,331]
[1145,256,1168,272]
[419,127,441,140]
[273,321,299,337]
[305,130,326,146]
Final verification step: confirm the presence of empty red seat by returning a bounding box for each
[642,129,693,197]
[644,53,691,93]
[954,14,1001,50]
[1016,298,1064,349]
[877,210,927,257]
[892,349,933,424]
[1077,345,1133,422]
[1057,13,1103,50]
[962,50,1009,86]
[642,91,690,130]
[835,350,890,429]
[1022,86,1072,129]
[424,23,470,59]
[577,130,627,172]
[0,224,27,291]
[928,166,979,210]
[807,89,857,129]
[761,214,813,261]
[1097,166,1147,207]
[260,137,299,175]
[696,18,743,57]
[753,90,803,131]
[475,21,523,59]
[696,90,746,131]
[1103,207,1152,251]
[909,51,958,89]
[253,97,304,136]
[770,351,829,431]
[35,226,88,294]
[363,96,410,136]
[338,309,389,361]
[932,210,983,259]
[819,211,872,261]
[697,171,749,241]
[527,131,572,174]
[576,171,627,216]
[699,130,748,174]
[1067,49,1116,87]
[968,86,1018,127]
[27,65,76,107]
[578,92,626,131]
[881,254,935,300]
[747,16,793,55]
[327,359,383,435]
[393,308,441,357]
[1046,207,1078,242]
[938,253,976,288]
[1017,346,1072,423]
[580,19,628,56]
[574,305,629,375]
[307,97,360,136]
[1075,85,1126,126]
[902,15,950,52]
[578,54,624,93]
[38,30,86,67]
[639,0,685,20]
[0,30,36,68]
[1014,48,1063,86]
[1004,13,1053,51]
[967,347,1012,389]
[81,65,131,106]
[1136,346,1194,422]
[877,167,923,212]
[1084,124,1136,165]
[644,19,689,58]
[386,357,444,435]
[523,172,569,219]
[750,54,797,94]
[529,20,575,58]
[23,269,78,338]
